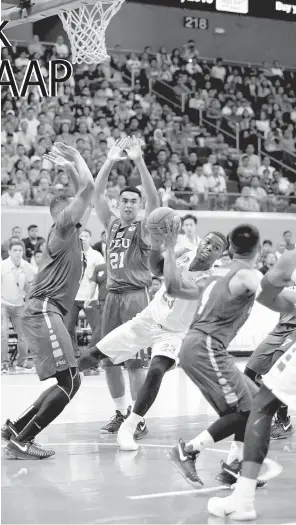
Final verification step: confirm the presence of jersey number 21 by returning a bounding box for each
[110,251,124,270]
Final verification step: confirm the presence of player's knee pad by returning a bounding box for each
[244,366,262,387]
[57,367,81,401]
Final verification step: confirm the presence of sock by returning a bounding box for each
[277,404,288,422]
[12,385,57,434]
[16,385,70,442]
[186,430,214,452]
[233,475,257,504]
[124,412,143,431]
[114,395,127,414]
[226,440,244,464]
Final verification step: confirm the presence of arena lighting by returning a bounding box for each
[214,26,226,33]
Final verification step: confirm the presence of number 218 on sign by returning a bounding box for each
[183,16,209,30]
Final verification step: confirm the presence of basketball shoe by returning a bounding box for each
[5,438,55,460]
[208,494,257,520]
[101,406,132,435]
[270,416,294,440]
[216,459,266,488]
[168,438,203,486]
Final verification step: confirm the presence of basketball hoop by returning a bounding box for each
[58,0,125,65]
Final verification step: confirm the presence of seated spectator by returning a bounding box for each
[234,185,260,212]
[239,144,260,172]
[16,120,35,152]
[207,164,227,194]
[54,35,69,58]
[28,35,45,57]
[236,99,254,117]
[275,241,287,259]
[256,110,270,138]
[105,183,119,214]
[1,182,24,207]
[283,230,295,251]
[172,175,192,209]
[30,250,43,273]
[249,175,267,208]
[33,178,54,206]
[15,50,30,69]
[203,154,226,177]
[237,155,254,187]
[189,165,208,197]
[186,57,203,76]
[258,156,275,178]
[22,225,44,261]
[13,169,31,204]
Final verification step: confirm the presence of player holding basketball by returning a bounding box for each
[1,143,94,459]
[168,224,262,485]
[208,249,296,520]
[78,219,226,450]
[92,136,159,437]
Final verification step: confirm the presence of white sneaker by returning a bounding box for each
[208,495,257,521]
[117,422,138,451]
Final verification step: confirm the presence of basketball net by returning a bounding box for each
[58,0,125,65]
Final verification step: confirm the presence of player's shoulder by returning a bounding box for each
[234,267,262,293]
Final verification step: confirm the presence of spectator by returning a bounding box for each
[173,175,192,209]
[54,35,69,58]
[203,154,226,178]
[177,214,201,252]
[28,35,45,57]
[22,225,44,262]
[237,155,254,187]
[211,57,227,90]
[258,156,275,178]
[1,240,35,373]
[30,249,43,273]
[234,185,260,212]
[189,165,208,197]
[260,252,277,275]
[239,144,260,172]
[207,164,227,194]
[283,230,295,251]
[249,175,267,207]
[16,120,35,152]
[93,231,107,260]
[1,182,24,207]
[149,276,162,300]
[275,241,287,259]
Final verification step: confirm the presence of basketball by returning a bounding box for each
[147,207,179,239]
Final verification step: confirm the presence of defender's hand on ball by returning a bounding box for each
[162,217,181,249]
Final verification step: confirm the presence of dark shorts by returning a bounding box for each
[22,298,76,381]
[179,331,253,415]
[247,323,296,376]
[101,288,149,369]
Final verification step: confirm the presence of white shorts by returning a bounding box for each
[98,308,185,369]
[263,340,296,409]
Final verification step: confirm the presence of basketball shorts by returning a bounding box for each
[179,331,253,415]
[22,298,76,381]
[263,332,296,409]
[247,323,296,376]
[98,308,185,370]
[101,288,150,369]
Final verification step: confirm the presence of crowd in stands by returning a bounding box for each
[1,35,296,212]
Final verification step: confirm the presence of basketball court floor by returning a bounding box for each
[1,360,296,524]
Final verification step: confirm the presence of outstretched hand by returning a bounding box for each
[107,138,128,162]
[53,142,80,161]
[43,149,74,170]
[125,135,143,162]
[161,216,181,250]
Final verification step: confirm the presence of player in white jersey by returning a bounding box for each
[78,222,226,449]
[208,249,296,521]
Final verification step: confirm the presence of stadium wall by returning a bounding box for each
[2,208,295,245]
[34,4,296,65]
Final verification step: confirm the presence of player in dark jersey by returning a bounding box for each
[208,250,296,521]
[245,309,295,439]
[91,136,159,436]
[1,143,94,460]
[167,224,262,486]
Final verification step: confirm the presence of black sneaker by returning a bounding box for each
[271,416,294,440]
[100,406,132,435]
[134,420,148,440]
[5,439,55,460]
[168,438,203,487]
[216,459,266,489]
[216,459,241,486]
[1,419,18,442]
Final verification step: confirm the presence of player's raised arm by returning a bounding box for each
[94,139,127,229]
[45,143,94,225]
[256,249,296,313]
[149,236,165,276]
[125,136,159,239]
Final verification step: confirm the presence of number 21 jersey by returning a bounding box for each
[106,219,151,292]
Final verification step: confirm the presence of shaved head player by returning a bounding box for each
[92,137,159,437]
[2,143,94,460]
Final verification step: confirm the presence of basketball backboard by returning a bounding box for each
[1,0,98,27]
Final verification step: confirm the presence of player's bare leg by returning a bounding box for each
[208,385,280,520]
[118,356,173,450]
